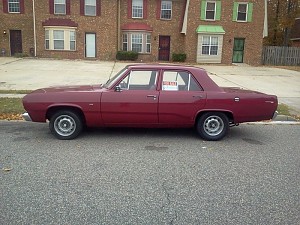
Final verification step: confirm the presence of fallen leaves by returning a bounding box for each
[0,113,23,120]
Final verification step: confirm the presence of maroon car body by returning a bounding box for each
[22,64,277,140]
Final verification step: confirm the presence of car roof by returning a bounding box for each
[126,64,206,71]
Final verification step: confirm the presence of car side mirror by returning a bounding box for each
[115,85,122,92]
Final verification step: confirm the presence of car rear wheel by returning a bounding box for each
[49,110,83,140]
[196,112,229,141]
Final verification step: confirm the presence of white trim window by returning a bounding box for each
[205,1,216,20]
[132,0,143,18]
[132,33,143,53]
[70,31,76,50]
[85,0,96,16]
[45,30,50,50]
[122,34,128,51]
[54,0,66,14]
[237,3,247,22]
[45,28,76,51]
[161,1,172,20]
[8,0,20,13]
[122,32,151,54]
[202,36,218,55]
[53,30,64,50]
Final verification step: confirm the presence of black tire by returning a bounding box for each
[196,112,229,141]
[49,110,83,140]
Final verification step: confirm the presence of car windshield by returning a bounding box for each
[103,67,128,89]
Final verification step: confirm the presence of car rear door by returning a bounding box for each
[158,70,207,126]
[101,70,159,126]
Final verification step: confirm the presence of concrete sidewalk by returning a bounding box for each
[1,57,300,115]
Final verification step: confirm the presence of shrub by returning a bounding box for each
[116,51,138,61]
[172,53,187,62]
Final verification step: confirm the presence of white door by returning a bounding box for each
[85,33,96,58]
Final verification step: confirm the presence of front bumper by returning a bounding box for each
[22,112,32,121]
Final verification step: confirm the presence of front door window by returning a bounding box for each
[232,38,245,63]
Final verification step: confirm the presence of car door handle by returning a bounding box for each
[147,95,157,100]
[193,95,204,98]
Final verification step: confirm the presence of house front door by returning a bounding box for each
[10,30,22,56]
[85,33,96,58]
[232,38,245,63]
[158,35,170,61]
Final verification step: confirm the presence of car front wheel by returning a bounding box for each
[196,112,229,141]
[49,110,83,140]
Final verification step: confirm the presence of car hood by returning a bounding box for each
[40,85,100,93]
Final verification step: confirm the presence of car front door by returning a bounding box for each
[101,70,159,126]
[158,70,206,126]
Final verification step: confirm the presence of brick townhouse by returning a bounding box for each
[0,0,268,65]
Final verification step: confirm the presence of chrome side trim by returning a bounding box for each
[22,112,32,121]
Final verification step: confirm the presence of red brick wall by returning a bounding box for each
[0,0,266,65]
[0,0,34,56]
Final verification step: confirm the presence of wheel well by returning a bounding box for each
[46,106,86,124]
[195,111,234,125]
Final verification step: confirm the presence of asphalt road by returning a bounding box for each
[1,121,299,225]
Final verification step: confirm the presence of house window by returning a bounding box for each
[70,31,76,50]
[202,36,218,55]
[132,33,143,53]
[53,30,64,50]
[45,30,50,50]
[123,34,128,51]
[201,0,221,21]
[206,2,215,20]
[233,2,253,22]
[237,3,247,21]
[161,1,172,20]
[8,0,20,13]
[132,0,143,18]
[122,32,151,54]
[146,34,151,53]
[85,0,96,16]
[54,0,66,14]
[45,28,76,51]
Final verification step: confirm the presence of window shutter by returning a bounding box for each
[247,3,253,22]
[49,0,54,14]
[200,1,206,20]
[143,0,147,19]
[80,0,84,15]
[96,0,101,16]
[127,0,132,18]
[66,0,70,15]
[19,0,25,13]
[232,2,238,21]
[3,0,8,13]
[215,1,221,20]
[156,0,161,19]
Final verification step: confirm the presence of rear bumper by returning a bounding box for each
[272,111,278,120]
[22,112,32,121]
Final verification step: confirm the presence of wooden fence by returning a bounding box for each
[262,46,300,66]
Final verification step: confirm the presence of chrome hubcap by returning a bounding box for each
[54,115,76,137]
[203,116,224,136]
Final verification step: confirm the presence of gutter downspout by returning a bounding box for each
[263,0,268,38]
[181,0,190,35]
[32,0,37,56]
[117,0,120,51]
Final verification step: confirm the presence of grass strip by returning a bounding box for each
[0,90,32,94]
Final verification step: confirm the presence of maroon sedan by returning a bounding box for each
[22,64,277,141]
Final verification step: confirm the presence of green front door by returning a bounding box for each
[232,38,245,63]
